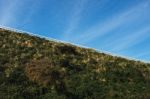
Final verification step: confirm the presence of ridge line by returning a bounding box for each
[0,25,149,63]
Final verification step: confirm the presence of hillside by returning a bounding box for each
[0,28,150,99]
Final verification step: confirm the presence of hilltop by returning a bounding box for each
[0,28,150,99]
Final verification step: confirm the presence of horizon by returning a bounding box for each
[0,0,150,61]
[0,25,150,63]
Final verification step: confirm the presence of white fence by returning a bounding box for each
[0,25,149,63]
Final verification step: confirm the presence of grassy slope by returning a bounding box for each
[0,28,150,99]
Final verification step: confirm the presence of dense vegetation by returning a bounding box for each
[0,28,150,99]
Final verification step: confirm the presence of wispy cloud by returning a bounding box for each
[62,0,89,40]
[0,0,19,25]
[68,1,150,44]
[16,0,41,28]
[63,0,110,41]
[110,26,150,51]
[0,0,39,27]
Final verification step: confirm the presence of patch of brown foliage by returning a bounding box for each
[25,58,62,86]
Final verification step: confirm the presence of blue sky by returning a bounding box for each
[0,0,150,61]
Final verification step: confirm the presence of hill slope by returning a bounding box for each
[0,28,150,99]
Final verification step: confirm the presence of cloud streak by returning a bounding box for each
[0,0,39,28]
[16,0,41,29]
[0,0,19,25]
[63,0,110,41]
[68,1,150,44]
[110,26,150,51]
[62,0,89,40]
